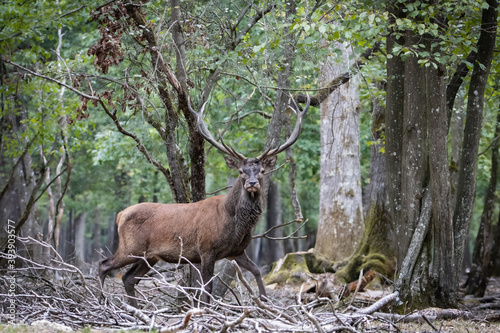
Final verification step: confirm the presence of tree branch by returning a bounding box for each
[3,59,98,101]
[295,41,381,106]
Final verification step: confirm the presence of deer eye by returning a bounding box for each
[238,170,244,175]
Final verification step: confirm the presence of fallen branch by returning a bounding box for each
[356,292,399,315]
[373,307,472,323]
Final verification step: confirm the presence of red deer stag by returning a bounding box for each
[98,94,310,306]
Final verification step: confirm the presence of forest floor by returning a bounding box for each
[1,253,500,332]
[1,272,500,332]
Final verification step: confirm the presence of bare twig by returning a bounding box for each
[348,269,364,308]
[253,219,308,240]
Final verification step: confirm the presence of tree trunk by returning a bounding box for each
[60,209,75,263]
[390,0,497,309]
[453,0,497,285]
[74,212,87,269]
[92,209,102,262]
[425,52,455,305]
[316,40,364,262]
[399,33,428,267]
[261,181,284,265]
[385,19,405,272]
[0,106,43,266]
[489,213,500,276]
[466,107,500,296]
[337,82,394,282]
[449,95,465,213]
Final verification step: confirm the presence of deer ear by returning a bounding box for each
[225,156,240,169]
[262,155,277,169]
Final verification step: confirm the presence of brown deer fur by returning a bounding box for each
[99,156,275,306]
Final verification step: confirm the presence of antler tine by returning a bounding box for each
[220,137,247,160]
[257,93,310,161]
[187,96,246,160]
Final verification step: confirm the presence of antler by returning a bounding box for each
[256,93,310,161]
[188,97,246,161]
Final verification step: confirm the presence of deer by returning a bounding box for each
[98,94,310,307]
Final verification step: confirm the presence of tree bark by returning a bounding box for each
[261,181,284,265]
[384,17,405,268]
[316,40,363,261]
[92,209,102,262]
[337,82,394,282]
[74,212,87,269]
[399,32,427,267]
[425,53,455,305]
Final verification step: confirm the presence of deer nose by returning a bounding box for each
[248,180,258,187]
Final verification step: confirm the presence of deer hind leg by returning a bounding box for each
[233,252,267,299]
[98,254,138,304]
[99,254,138,289]
[122,258,158,307]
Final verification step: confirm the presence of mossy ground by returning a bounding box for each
[264,250,335,285]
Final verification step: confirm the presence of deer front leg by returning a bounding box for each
[233,252,267,300]
[200,254,216,304]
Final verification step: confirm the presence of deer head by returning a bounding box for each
[187,94,310,192]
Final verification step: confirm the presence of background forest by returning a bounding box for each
[2,0,500,325]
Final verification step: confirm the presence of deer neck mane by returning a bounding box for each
[225,177,264,233]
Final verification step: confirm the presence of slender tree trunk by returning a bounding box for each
[39,149,56,262]
[489,213,500,276]
[261,181,284,265]
[385,13,405,269]
[453,0,498,285]
[260,0,298,258]
[74,212,87,269]
[466,107,500,296]
[316,41,363,261]
[449,95,465,213]
[60,209,74,263]
[92,209,102,262]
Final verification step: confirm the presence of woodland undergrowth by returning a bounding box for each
[0,236,487,333]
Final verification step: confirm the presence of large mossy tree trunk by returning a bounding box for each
[336,82,394,282]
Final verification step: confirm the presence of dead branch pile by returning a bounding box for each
[0,237,472,332]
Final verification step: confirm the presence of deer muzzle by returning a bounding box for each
[245,179,260,192]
